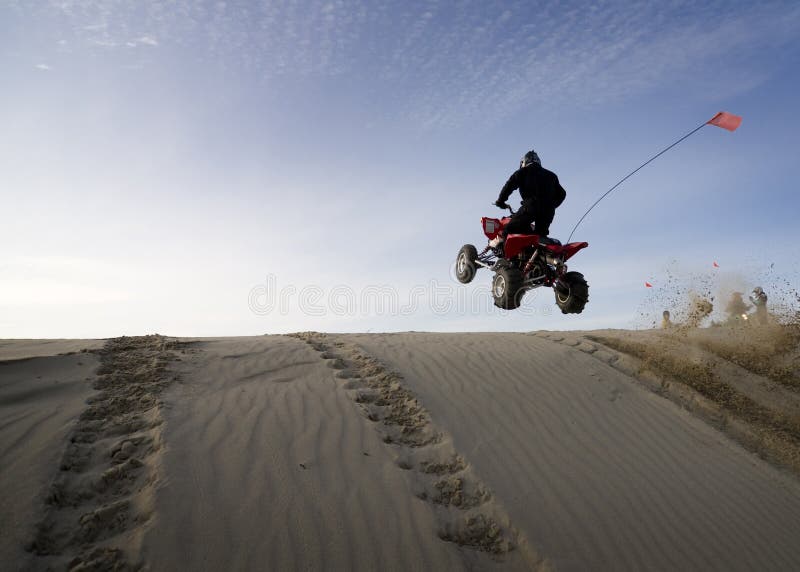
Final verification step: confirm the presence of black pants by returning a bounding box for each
[504,202,555,237]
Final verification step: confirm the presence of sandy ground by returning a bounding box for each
[2,331,800,571]
[0,339,104,362]
[140,336,516,571]
[0,340,102,571]
[348,332,800,571]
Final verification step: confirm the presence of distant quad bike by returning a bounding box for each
[456,205,590,313]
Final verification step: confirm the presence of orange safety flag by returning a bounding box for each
[645,282,653,288]
[707,111,742,132]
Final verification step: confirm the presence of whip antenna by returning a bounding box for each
[565,111,742,244]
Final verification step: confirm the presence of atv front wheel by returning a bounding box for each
[456,244,479,284]
[492,267,524,310]
[554,271,589,314]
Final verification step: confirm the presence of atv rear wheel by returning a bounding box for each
[492,267,524,310]
[554,271,589,314]
[456,244,479,284]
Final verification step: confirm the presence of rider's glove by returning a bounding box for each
[495,200,509,210]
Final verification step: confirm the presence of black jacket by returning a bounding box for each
[498,164,566,208]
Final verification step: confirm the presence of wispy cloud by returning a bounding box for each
[126,35,158,47]
[34,63,51,70]
[383,1,800,127]
[14,1,800,126]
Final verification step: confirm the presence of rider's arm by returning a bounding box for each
[497,169,522,203]
[554,176,567,208]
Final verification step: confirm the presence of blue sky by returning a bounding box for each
[2,0,799,337]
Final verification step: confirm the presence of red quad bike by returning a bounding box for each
[455,205,590,312]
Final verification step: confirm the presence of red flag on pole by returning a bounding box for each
[645,282,653,288]
[713,261,719,268]
[567,110,744,242]
[707,112,742,132]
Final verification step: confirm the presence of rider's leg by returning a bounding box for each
[531,204,555,237]
[504,203,537,235]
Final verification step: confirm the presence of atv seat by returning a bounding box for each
[538,237,561,246]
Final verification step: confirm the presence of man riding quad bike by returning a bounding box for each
[455,150,589,313]
[495,150,566,239]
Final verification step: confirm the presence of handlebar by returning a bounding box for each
[492,202,515,215]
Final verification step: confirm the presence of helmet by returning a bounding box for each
[753,286,763,295]
[520,150,541,168]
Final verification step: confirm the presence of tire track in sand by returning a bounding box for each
[290,332,545,569]
[26,335,187,570]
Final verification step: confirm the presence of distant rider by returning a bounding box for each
[749,286,768,324]
[495,150,567,238]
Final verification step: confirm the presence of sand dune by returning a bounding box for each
[3,330,800,571]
